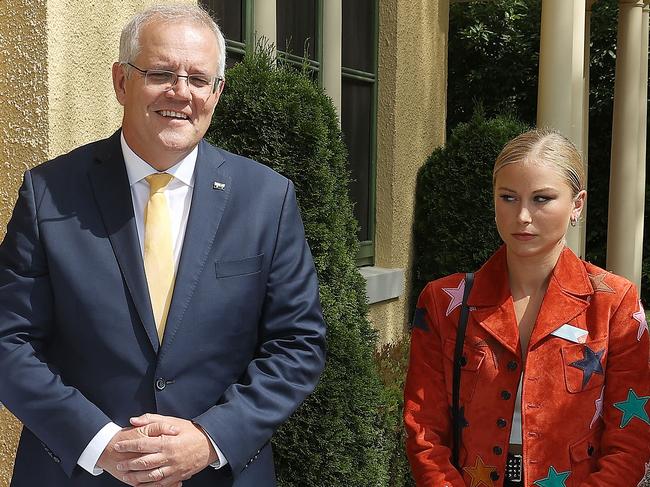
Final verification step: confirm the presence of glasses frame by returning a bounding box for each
[125,62,224,95]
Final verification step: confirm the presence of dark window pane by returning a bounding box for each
[200,0,243,42]
[342,78,373,241]
[342,0,374,72]
[226,51,244,69]
[277,0,317,60]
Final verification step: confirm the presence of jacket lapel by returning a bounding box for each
[467,246,593,355]
[469,247,520,355]
[159,141,230,353]
[88,131,159,353]
[528,247,592,349]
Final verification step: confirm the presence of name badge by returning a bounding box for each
[551,323,588,344]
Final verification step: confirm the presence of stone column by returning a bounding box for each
[322,0,342,117]
[633,1,649,287]
[537,0,587,256]
[606,0,644,285]
[253,0,276,51]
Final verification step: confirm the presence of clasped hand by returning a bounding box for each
[97,414,218,487]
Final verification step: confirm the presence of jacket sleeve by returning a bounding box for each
[404,283,466,487]
[580,283,650,486]
[193,180,326,476]
[0,171,112,476]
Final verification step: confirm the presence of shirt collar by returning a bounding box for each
[120,131,197,188]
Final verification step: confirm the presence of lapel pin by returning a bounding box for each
[213,181,226,191]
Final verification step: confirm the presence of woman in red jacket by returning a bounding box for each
[404,129,650,486]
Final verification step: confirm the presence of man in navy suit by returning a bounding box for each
[0,5,325,486]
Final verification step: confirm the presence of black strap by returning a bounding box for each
[451,272,474,469]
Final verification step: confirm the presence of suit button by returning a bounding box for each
[490,471,499,481]
[493,446,503,455]
[459,356,468,367]
[500,390,511,400]
[497,418,507,428]
[507,361,518,371]
[155,378,166,391]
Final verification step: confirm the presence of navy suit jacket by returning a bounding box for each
[0,131,326,486]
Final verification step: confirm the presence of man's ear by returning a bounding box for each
[112,62,127,106]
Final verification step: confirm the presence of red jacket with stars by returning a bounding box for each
[404,246,650,487]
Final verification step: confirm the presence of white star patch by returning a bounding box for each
[632,301,648,341]
[442,279,466,317]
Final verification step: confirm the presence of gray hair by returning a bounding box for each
[119,4,226,78]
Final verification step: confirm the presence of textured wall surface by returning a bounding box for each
[0,1,48,483]
[369,0,449,343]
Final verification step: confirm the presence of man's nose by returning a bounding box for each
[167,77,192,100]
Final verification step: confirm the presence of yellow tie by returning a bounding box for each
[144,173,175,341]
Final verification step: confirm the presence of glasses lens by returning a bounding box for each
[145,70,176,89]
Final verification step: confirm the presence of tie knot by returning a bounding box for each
[146,173,174,194]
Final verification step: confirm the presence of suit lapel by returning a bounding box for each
[88,131,159,353]
[160,141,230,352]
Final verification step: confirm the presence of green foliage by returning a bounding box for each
[584,0,617,270]
[375,338,416,487]
[206,43,398,486]
[412,110,528,302]
[448,0,541,128]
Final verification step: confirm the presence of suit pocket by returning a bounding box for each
[442,337,486,404]
[215,254,264,278]
[561,338,607,393]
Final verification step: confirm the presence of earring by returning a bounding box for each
[570,217,577,227]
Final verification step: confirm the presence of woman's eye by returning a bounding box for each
[534,195,552,203]
[500,194,516,202]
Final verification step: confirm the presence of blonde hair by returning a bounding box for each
[493,129,586,197]
[119,4,227,78]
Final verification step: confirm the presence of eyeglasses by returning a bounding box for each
[126,63,223,95]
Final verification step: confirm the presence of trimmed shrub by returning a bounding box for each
[206,44,396,486]
[411,110,528,303]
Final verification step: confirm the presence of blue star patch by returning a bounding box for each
[412,307,429,331]
[569,345,605,390]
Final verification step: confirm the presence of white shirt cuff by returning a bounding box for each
[77,422,122,475]
[202,429,228,469]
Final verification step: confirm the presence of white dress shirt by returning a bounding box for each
[77,133,227,475]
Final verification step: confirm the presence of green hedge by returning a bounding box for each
[206,44,404,486]
[411,110,528,303]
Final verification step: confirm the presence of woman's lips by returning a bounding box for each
[512,233,536,241]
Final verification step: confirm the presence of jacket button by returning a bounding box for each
[458,356,468,367]
[507,361,518,371]
[155,378,166,391]
[493,446,503,455]
[587,445,594,456]
[500,390,511,400]
[490,471,500,481]
[497,418,507,428]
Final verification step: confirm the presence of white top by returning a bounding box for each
[76,134,226,475]
[509,372,524,445]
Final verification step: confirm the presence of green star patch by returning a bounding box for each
[533,466,571,487]
[613,388,650,428]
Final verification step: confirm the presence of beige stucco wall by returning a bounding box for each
[0,1,48,484]
[0,1,195,482]
[370,0,449,344]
